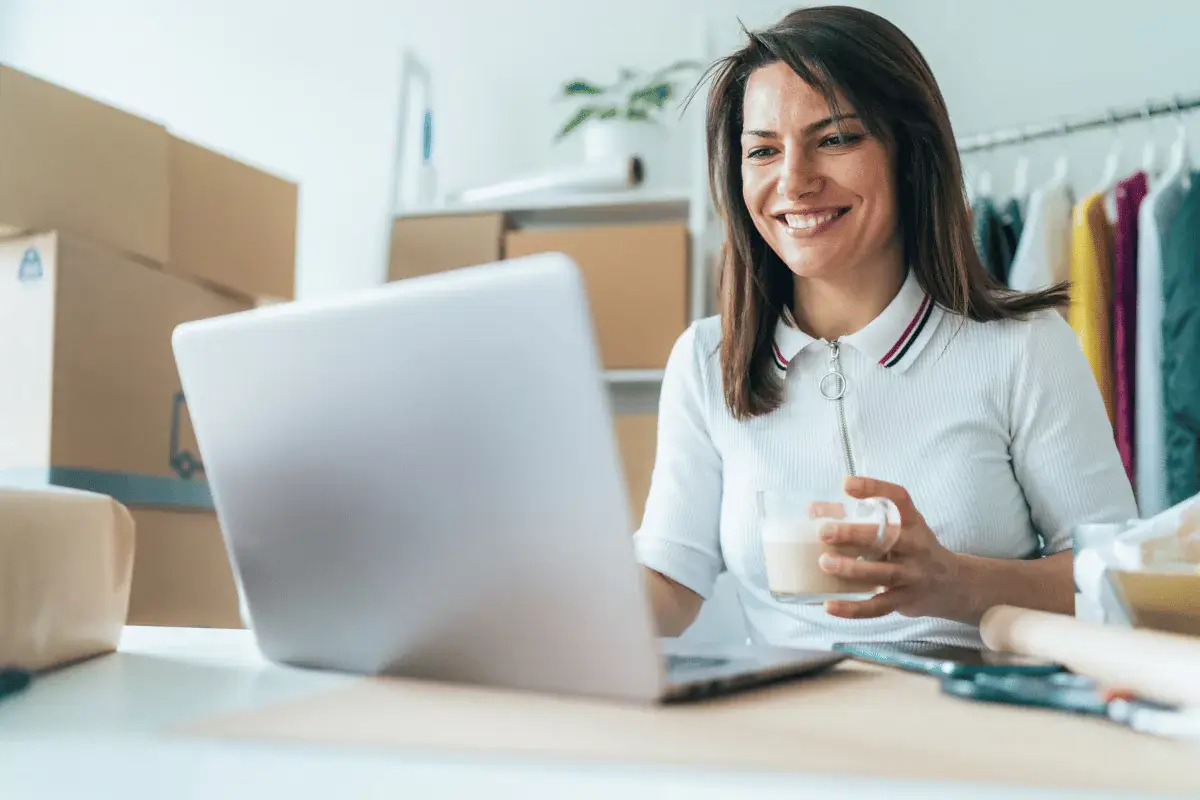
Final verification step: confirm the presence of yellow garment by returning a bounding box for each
[1068,192,1115,426]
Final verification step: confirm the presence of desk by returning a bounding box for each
[0,627,1189,798]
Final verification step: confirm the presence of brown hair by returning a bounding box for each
[700,6,1068,420]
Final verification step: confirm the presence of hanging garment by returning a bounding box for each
[1135,169,1189,515]
[1161,173,1200,507]
[1112,172,1148,485]
[1069,192,1116,427]
[1008,182,1073,297]
[998,196,1024,280]
[971,197,1014,284]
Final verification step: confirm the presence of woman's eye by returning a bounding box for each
[746,146,777,160]
[820,133,863,148]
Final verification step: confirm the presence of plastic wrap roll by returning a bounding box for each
[455,157,643,205]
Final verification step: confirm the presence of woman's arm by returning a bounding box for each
[632,324,726,636]
[1007,311,1138,557]
[819,476,1074,624]
[951,551,1073,623]
[823,313,1135,624]
[644,568,704,637]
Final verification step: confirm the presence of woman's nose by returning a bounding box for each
[777,151,821,200]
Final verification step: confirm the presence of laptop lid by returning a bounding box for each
[172,254,666,702]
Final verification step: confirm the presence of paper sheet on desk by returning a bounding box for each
[0,486,134,670]
[177,663,1200,794]
[1075,494,1200,634]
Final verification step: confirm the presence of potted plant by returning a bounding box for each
[555,60,703,165]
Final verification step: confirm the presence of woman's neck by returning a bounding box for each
[791,259,906,342]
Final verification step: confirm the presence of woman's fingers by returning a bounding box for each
[818,551,907,587]
[823,589,908,619]
[843,476,920,524]
[819,521,900,552]
[808,501,845,519]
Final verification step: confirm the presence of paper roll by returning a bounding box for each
[981,605,1200,708]
[455,157,644,205]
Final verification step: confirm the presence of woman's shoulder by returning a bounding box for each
[668,315,723,369]
[939,306,1084,374]
[687,314,725,353]
[662,315,724,398]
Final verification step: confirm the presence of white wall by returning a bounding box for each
[0,0,1197,298]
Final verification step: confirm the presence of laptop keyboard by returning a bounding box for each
[667,654,730,672]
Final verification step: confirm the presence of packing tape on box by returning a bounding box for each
[0,468,213,511]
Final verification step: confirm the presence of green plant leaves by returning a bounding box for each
[629,82,671,109]
[557,105,601,139]
[562,80,605,97]
[556,60,704,140]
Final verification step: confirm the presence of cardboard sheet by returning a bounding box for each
[126,508,243,629]
[388,213,505,282]
[504,223,688,370]
[168,135,298,300]
[613,413,657,524]
[0,486,134,670]
[180,662,1200,793]
[0,64,169,265]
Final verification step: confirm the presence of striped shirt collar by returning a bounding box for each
[773,269,942,374]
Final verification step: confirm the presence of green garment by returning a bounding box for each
[1161,173,1200,505]
[972,196,1021,285]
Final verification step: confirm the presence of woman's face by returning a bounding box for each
[740,61,899,282]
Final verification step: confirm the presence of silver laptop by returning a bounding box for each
[171,252,844,703]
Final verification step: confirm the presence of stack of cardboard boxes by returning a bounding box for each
[0,65,297,628]
[388,210,688,523]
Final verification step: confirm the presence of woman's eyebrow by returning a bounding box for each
[741,114,861,139]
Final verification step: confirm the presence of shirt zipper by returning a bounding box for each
[820,340,857,477]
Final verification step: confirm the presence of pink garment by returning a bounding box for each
[1114,172,1148,484]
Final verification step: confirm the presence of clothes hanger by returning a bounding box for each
[1011,140,1031,201]
[975,135,995,201]
[1094,109,1124,197]
[1140,103,1159,181]
[1163,96,1191,190]
[1047,119,1070,192]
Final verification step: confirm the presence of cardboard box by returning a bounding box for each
[504,223,688,369]
[168,135,298,300]
[0,231,251,505]
[388,212,505,282]
[614,413,657,525]
[0,486,136,668]
[0,65,169,265]
[127,508,244,628]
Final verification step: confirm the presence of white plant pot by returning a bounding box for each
[580,120,663,186]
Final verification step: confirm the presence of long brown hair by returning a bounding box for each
[701,6,1068,420]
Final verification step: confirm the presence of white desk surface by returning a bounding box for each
[0,628,1153,799]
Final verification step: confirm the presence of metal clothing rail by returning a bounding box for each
[958,93,1200,153]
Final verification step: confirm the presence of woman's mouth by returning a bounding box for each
[776,207,851,237]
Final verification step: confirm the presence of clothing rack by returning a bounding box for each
[958,93,1200,153]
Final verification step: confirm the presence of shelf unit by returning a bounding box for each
[389,21,720,401]
[393,185,714,407]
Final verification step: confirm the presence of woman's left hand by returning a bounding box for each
[817,475,966,620]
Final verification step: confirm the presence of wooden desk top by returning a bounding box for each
[181,661,1200,794]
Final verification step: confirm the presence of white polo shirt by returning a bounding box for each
[633,269,1137,649]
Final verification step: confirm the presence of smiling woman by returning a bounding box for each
[632,6,1138,650]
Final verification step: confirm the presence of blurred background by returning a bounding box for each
[1,0,1196,297]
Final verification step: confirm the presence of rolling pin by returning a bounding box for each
[980,605,1200,708]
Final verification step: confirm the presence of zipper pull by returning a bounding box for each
[820,341,846,400]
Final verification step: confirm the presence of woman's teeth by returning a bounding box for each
[784,209,845,229]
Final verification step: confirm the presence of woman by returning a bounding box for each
[634,6,1137,648]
